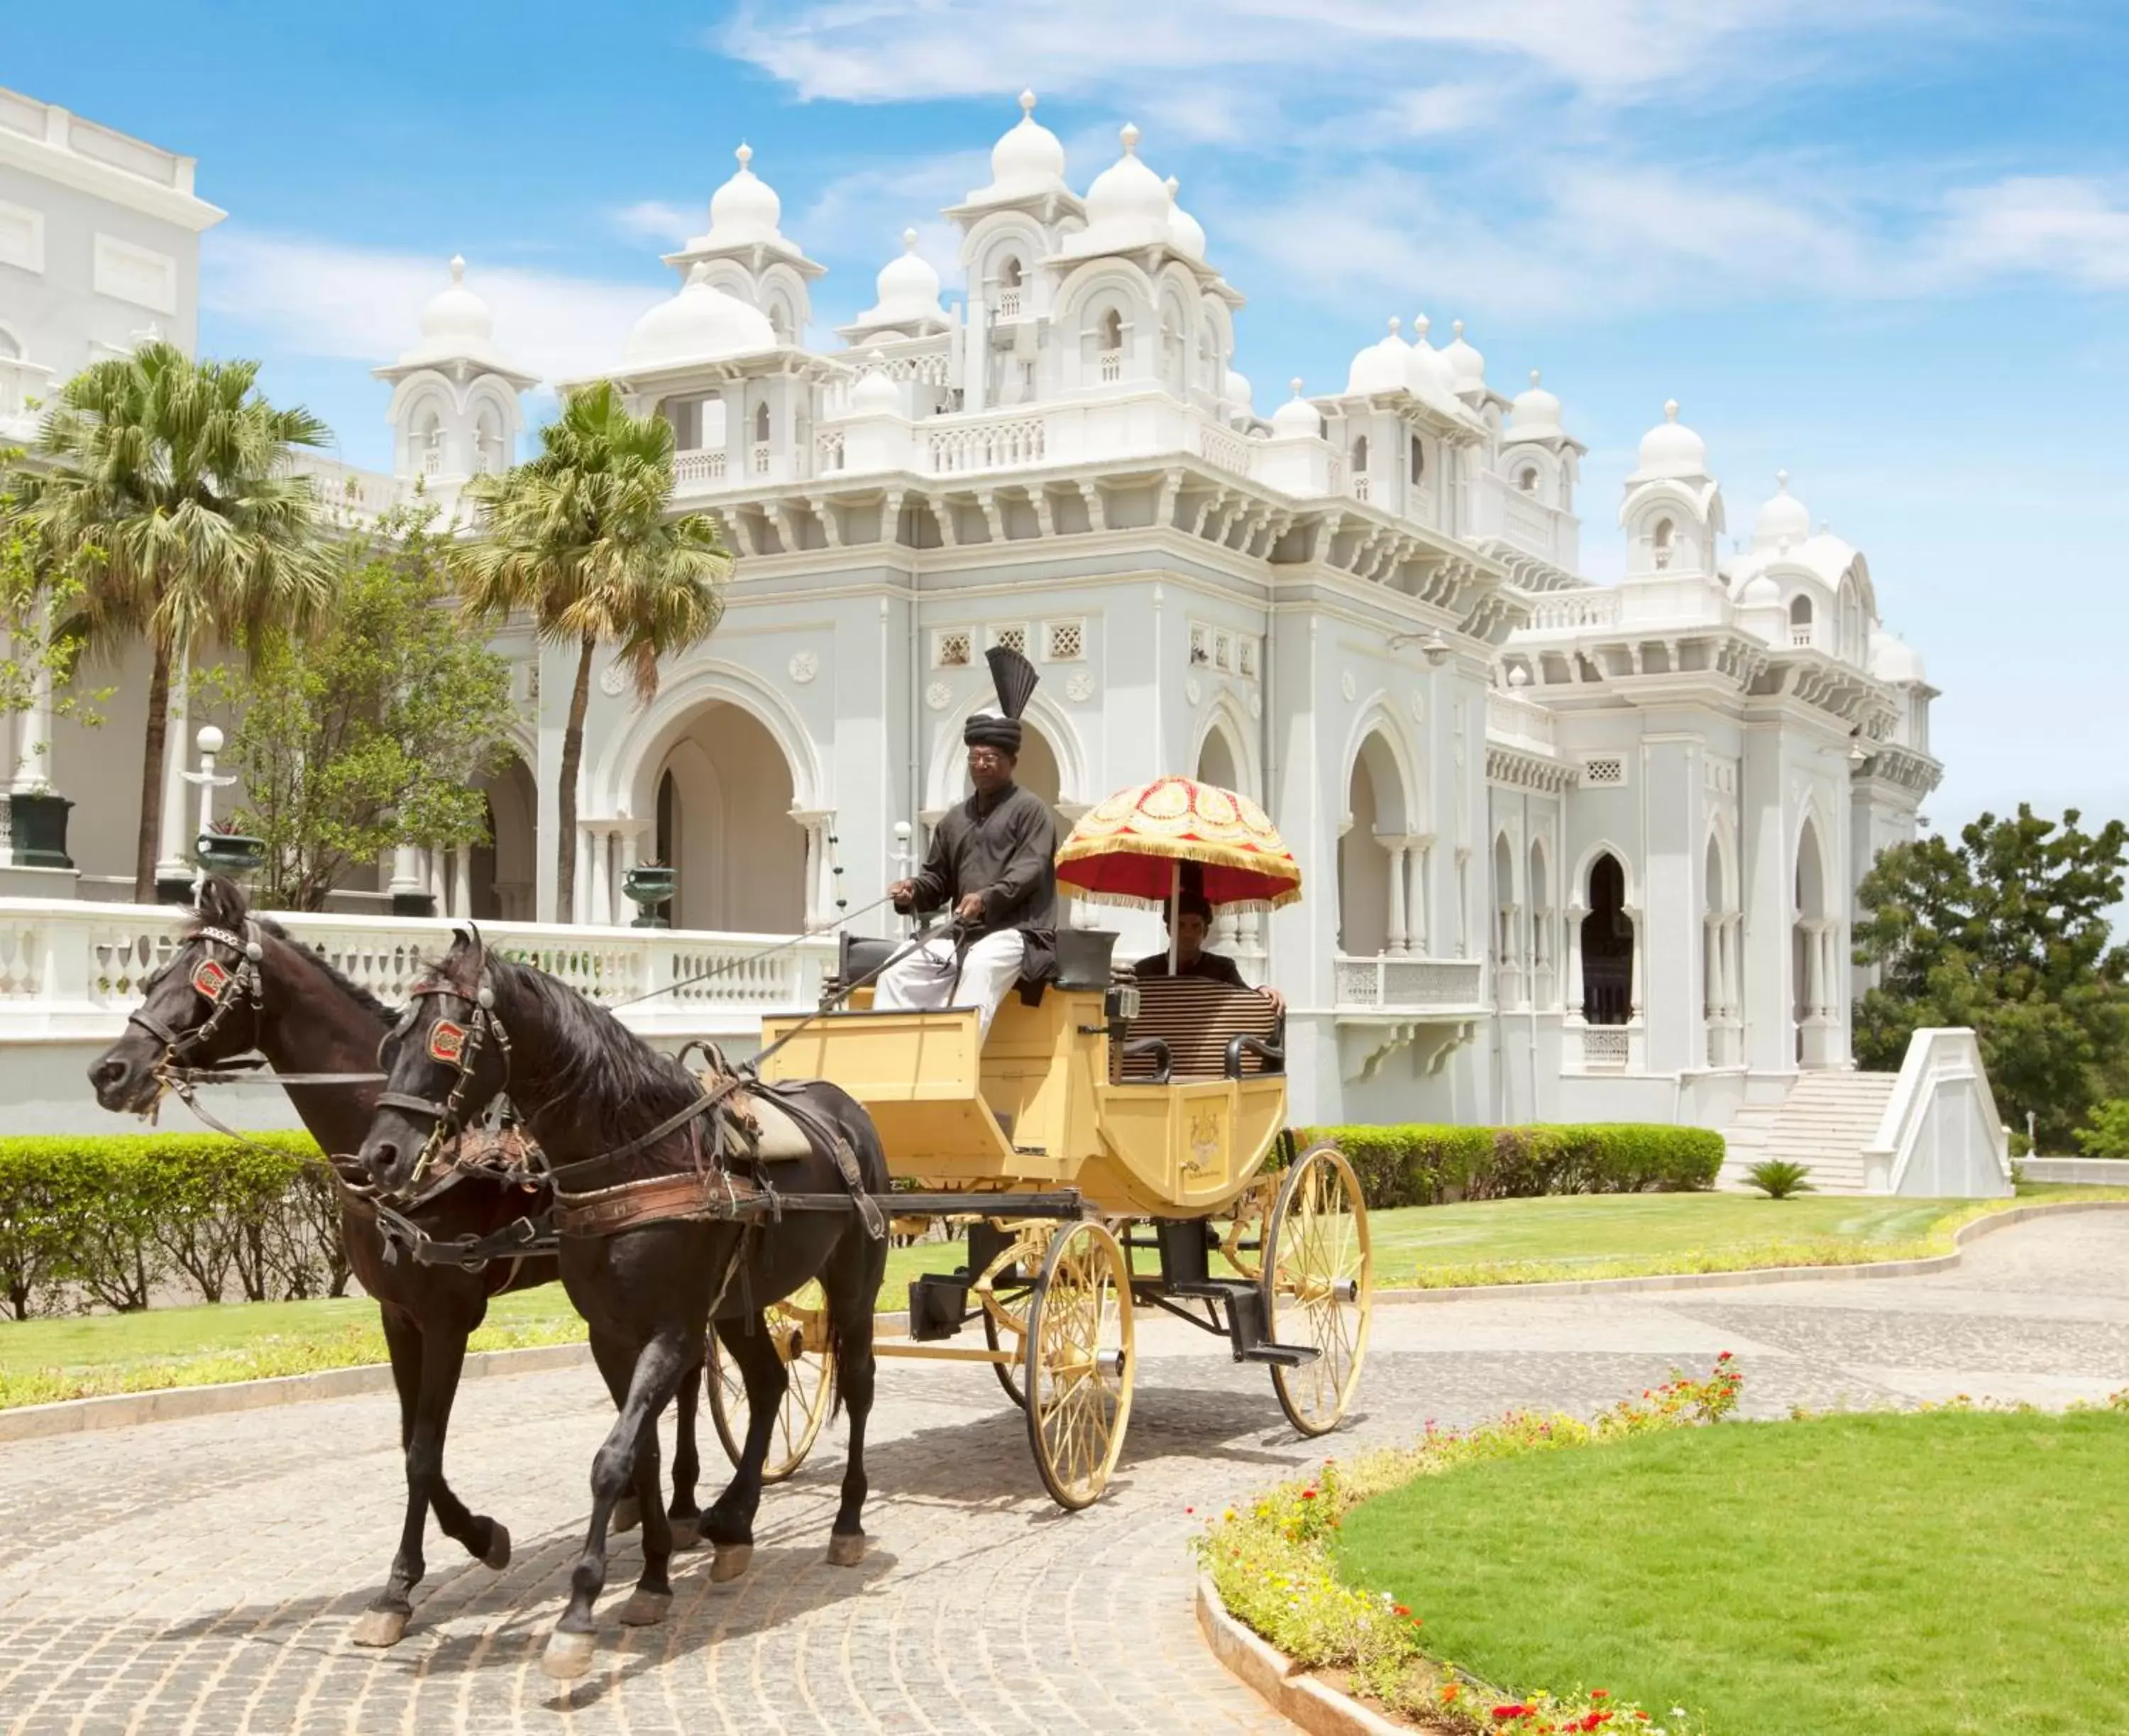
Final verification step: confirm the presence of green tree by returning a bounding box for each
[1854,806,2129,1149]
[452,380,728,921]
[212,504,519,911]
[7,344,333,900]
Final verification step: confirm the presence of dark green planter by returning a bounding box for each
[195,833,267,875]
[8,791,74,869]
[622,866,677,929]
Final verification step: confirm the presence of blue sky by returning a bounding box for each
[10,2,2127,840]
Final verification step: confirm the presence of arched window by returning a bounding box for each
[1789,595,1813,625]
[1099,308,1123,351]
[752,401,771,444]
[1001,256,1023,289]
[1409,436,1426,484]
[1517,465,1538,494]
[0,326,18,361]
[1350,433,1370,471]
[1651,518,1674,571]
[474,408,505,474]
[1580,853,1634,1026]
[768,306,789,344]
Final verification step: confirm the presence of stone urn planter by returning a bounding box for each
[7,791,74,869]
[622,864,676,928]
[195,831,268,876]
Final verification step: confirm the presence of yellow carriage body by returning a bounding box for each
[756,983,1288,1218]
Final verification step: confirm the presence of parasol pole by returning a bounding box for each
[1167,859,1180,975]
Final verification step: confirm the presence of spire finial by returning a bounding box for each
[1414,312,1432,341]
[1776,468,1790,490]
[1664,397,1680,422]
[1453,319,1465,339]
[1387,316,1402,336]
[449,254,466,282]
[901,226,919,251]
[1120,122,1140,154]
[735,142,754,170]
[1529,368,1541,385]
[867,346,888,364]
[1165,174,1179,196]
[1019,89,1038,116]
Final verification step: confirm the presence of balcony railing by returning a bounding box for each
[1528,590,1620,631]
[1331,953,1484,1013]
[0,900,832,1040]
[673,449,728,490]
[927,412,1046,476]
[1486,691,1556,751]
[1098,349,1123,383]
[995,287,1023,320]
[0,356,56,428]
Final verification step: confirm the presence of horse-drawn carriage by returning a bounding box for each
[717,775,1374,1510]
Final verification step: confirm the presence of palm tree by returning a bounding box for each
[10,343,333,901]
[453,380,730,923]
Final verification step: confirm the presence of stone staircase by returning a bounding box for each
[1717,1070,1901,1194]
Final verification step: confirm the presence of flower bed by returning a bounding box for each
[1194,1360,1744,1734]
[1296,1124,1723,1208]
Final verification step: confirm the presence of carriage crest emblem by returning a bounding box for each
[190,958,232,1000]
[428,1020,470,1065]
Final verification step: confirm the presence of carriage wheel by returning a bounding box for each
[1262,1142,1372,1437]
[981,1293,1030,1410]
[1023,1221,1135,1510]
[706,1281,835,1483]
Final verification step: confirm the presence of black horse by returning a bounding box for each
[84,876,711,1648]
[358,930,890,1681]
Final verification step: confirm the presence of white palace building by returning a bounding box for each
[0,87,2010,1193]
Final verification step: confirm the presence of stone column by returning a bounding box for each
[389,843,428,916]
[427,847,447,916]
[9,617,53,793]
[573,826,592,925]
[452,845,474,923]
[1380,835,1409,956]
[588,824,613,928]
[153,647,192,891]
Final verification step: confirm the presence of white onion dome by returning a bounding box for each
[984,89,1069,198]
[1224,366,1252,412]
[1165,175,1207,260]
[1270,378,1322,439]
[1404,313,1458,402]
[1752,470,1811,551]
[1346,317,1410,395]
[420,255,492,348]
[625,263,777,370]
[850,350,901,414]
[705,143,783,248]
[1442,319,1486,393]
[1504,368,1563,441]
[858,229,945,328]
[1739,573,1781,610]
[1080,123,1172,246]
[1869,626,1927,686]
[1630,399,1710,480]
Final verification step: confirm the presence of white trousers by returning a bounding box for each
[873,929,1027,1040]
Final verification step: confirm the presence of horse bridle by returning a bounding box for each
[377,936,515,1198]
[130,923,267,1092]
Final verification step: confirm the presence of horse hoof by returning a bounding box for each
[710,1544,753,1583]
[669,1515,701,1552]
[482,1521,512,1572]
[541,1629,598,1681]
[617,1589,671,1627]
[351,1608,410,1649]
[612,1495,642,1534]
[825,1532,867,1568]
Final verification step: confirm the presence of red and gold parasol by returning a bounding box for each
[1055,776,1302,912]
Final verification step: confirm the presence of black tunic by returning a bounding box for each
[905,784,1059,997]
[1133,950,1248,989]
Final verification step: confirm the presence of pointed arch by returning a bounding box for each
[925,688,1089,814]
[596,657,825,823]
[1189,691,1260,802]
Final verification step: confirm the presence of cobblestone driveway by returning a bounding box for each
[3,1211,2124,1735]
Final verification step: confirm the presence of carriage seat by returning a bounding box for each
[1112,974,1284,1084]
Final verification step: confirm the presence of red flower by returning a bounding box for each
[1591,1691,1609,1701]
[1441,1683,1462,1702]
[1717,1350,1734,1361]
[1301,1488,1318,1500]
[1392,1604,1412,1617]
[1492,1705,1534,1721]
[1185,1507,1194,1515]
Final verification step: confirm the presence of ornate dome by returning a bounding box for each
[705,143,783,248]
[1405,313,1458,403]
[1739,572,1781,610]
[420,255,492,348]
[1224,366,1252,412]
[624,263,777,370]
[857,229,945,329]
[981,89,1069,199]
[1270,378,1322,439]
[1504,368,1564,442]
[1077,124,1172,248]
[1346,317,1410,396]
[1165,175,1207,260]
[850,350,901,414]
[1869,626,1927,686]
[1752,471,1811,551]
[1441,319,1485,394]
[1630,399,1710,480]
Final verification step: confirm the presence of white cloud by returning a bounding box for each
[202,231,665,389]
[1924,177,2129,290]
[611,199,698,246]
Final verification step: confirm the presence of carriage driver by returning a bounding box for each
[879,647,1057,1040]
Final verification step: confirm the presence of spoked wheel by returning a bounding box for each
[706,1281,835,1482]
[1023,1221,1135,1510]
[981,1287,1030,1410]
[1262,1141,1372,1437]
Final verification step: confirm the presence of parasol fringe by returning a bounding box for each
[1055,884,1301,915]
[1054,830,1301,881]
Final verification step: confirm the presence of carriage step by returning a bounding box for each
[1167,1280,1249,1302]
[1240,1342,1320,1369]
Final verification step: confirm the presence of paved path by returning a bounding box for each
[3,1211,2125,1736]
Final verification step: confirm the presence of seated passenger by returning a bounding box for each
[1134,891,1287,1015]
[877,649,1056,1040]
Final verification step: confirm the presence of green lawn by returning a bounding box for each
[1333,1410,2129,1735]
[3,1186,2118,1409]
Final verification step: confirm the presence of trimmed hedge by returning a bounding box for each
[0,1133,346,1319]
[1295,1122,1723,1209]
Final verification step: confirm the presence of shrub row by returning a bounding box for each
[1295,1122,1724,1208]
[0,1133,347,1319]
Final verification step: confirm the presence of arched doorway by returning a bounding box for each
[1338,732,1414,956]
[472,756,537,922]
[1794,816,1830,1063]
[1195,723,1250,948]
[1528,839,1552,1007]
[1492,833,1520,1007]
[1580,852,1633,1024]
[1705,831,1739,1065]
[651,703,805,933]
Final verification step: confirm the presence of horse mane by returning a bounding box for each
[185,874,394,1023]
[251,916,395,1023]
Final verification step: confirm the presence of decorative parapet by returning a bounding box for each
[1861,1026,2014,1198]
